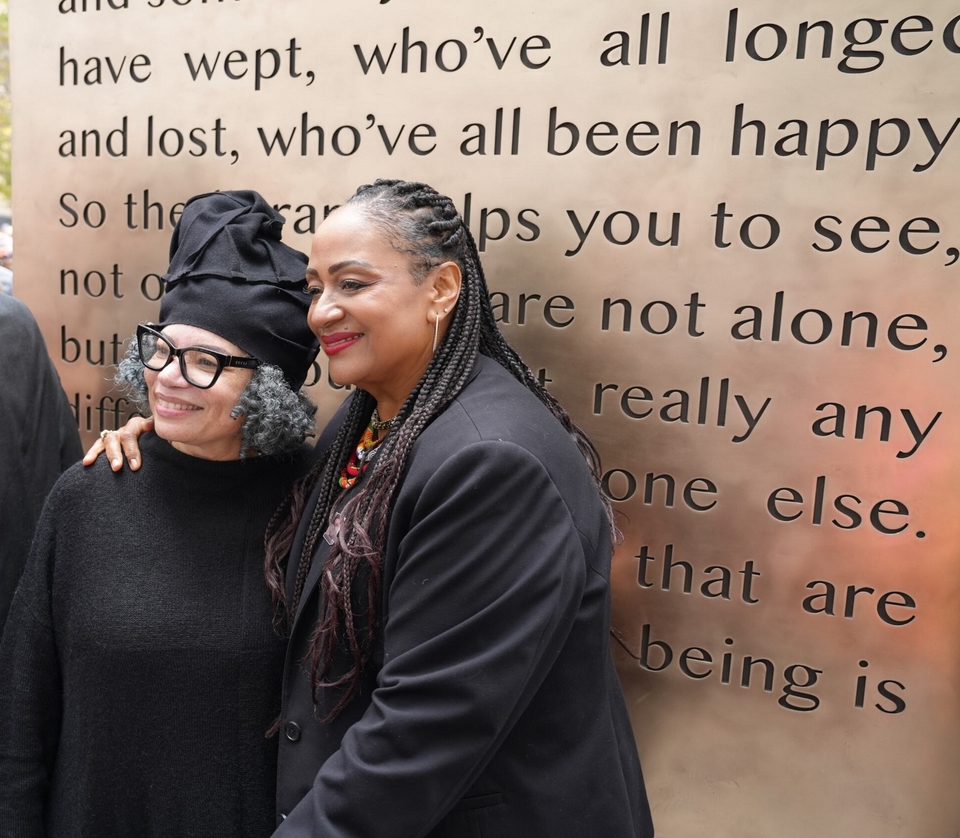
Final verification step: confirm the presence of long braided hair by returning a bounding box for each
[264,179,615,721]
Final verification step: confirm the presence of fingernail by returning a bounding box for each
[130,459,139,468]
[111,459,121,468]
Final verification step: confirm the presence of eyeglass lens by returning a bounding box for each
[139,331,222,388]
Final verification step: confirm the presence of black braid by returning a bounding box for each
[263,179,614,722]
[291,390,372,618]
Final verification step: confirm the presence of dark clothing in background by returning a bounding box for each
[0,433,309,837]
[275,355,653,838]
[0,295,82,632]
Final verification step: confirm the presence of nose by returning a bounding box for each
[308,291,344,336]
[156,356,190,387]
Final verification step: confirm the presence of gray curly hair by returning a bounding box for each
[115,337,316,458]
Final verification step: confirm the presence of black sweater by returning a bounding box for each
[0,433,309,838]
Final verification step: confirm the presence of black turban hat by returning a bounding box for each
[158,190,318,390]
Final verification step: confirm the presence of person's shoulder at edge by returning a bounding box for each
[0,292,42,337]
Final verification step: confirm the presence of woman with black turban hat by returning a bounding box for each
[0,190,319,837]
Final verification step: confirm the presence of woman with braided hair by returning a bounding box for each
[266,179,653,837]
[92,179,654,837]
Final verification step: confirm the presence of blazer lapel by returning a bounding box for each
[294,538,331,628]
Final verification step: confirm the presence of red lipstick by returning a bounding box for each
[321,332,362,356]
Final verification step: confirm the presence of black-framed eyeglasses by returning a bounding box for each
[136,324,260,390]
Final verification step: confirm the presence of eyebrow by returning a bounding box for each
[329,259,375,273]
[305,259,376,280]
[158,331,236,355]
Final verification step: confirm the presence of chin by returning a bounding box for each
[152,417,191,443]
[326,361,363,390]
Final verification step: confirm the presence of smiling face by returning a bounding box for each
[144,323,255,461]
[305,204,460,418]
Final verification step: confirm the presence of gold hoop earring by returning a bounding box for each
[433,311,440,354]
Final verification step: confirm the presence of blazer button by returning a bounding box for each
[284,721,301,742]
[277,813,287,826]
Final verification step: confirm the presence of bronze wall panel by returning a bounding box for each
[9,1,959,834]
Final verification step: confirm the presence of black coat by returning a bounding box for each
[274,356,654,837]
[0,294,82,633]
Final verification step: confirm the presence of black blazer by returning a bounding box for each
[275,355,654,838]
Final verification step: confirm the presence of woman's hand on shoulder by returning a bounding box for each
[82,415,154,472]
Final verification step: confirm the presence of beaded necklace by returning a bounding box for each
[338,408,394,489]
